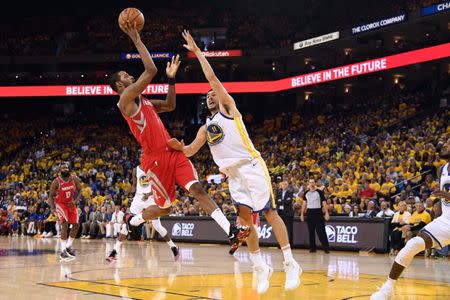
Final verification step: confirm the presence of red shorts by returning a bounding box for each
[142,150,199,208]
[55,202,79,224]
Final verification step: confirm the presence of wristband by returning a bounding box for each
[168,78,176,85]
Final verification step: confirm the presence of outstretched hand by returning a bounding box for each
[182,30,200,53]
[167,138,185,151]
[121,20,141,44]
[166,54,181,78]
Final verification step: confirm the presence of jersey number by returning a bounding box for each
[66,191,71,198]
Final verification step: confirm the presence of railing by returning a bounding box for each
[390,169,433,200]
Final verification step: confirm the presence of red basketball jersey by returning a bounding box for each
[121,96,172,156]
[55,176,75,205]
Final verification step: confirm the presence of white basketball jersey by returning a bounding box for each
[439,162,450,220]
[205,112,260,170]
[136,165,152,196]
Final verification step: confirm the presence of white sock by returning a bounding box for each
[250,250,264,268]
[386,277,396,286]
[66,237,74,248]
[211,208,231,235]
[114,240,122,253]
[167,240,176,248]
[130,213,146,226]
[281,244,294,262]
[60,239,67,252]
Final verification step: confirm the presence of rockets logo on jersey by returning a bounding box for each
[206,122,224,145]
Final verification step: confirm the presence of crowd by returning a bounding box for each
[0,91,449,255]
[0,0,441,56]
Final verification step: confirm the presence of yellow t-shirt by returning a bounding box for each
[409,211,431,226]
[380,182,396,195]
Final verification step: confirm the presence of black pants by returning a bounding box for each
[306,209,329,250]
[44,222,57,235]
[280,214,294,245]
[390,229,405,250]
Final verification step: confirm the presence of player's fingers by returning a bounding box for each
[167,61,170,69]
[182,44,189,50]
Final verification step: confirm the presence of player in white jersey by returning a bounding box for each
[167,30,301,294]
[106,165,179,262]
[371,137,450,300]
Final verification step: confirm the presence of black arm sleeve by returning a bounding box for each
[410,221,427,232]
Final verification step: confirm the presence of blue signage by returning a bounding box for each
[351,14,408,35]
[421,1,450,16]
[121,52,174,60]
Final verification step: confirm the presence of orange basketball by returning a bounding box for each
[118,8,145,32]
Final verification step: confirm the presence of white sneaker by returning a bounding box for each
[370,281,395,300]
[284,260,301,290]
[47,232,54,238]
[254,264,273,294]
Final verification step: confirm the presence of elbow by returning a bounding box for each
[145,68,157,77]
[167,102,176,112]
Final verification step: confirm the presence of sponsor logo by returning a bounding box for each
[256,224,273,239]
[351,14,407,35]
[421,1,450,16]
[171,223,195,237]
[293,31,339,50]
[326,225,358,244]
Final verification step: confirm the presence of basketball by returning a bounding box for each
[118,8,145,32]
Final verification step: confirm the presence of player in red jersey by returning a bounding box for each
[108,21,249,253]
[48,162,82,262]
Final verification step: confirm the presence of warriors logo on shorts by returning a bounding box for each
[206,122,224,146]
[139,175,150,187]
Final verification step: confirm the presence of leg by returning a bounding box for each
[306,216,317,251]
[263,209,290,249]
[107,224,128,261]
[99,223,106,237]
[240,205,272,294]
[189,182,231,235]
[144,222,152,240]
[371,232,432,299]
[60,220,69,252]
[106,223,113,238]
[315,217,330,252]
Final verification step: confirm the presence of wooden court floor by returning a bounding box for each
[1,236,449,299]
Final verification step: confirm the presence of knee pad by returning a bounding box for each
[395,236,426,267]
[120,224,128,236]
[152,219,167,237]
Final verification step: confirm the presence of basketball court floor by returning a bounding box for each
[1,236,449,299]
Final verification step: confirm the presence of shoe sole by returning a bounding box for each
[60,256,76,262]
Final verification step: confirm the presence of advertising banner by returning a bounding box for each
[160,217,390,251]
[121,52,174,60]
[1,43,449,97]
[186,50,243,58]
[351,14,407,35]
[293,31,339,50]
[421,1,450,16]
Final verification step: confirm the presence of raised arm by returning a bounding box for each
[118,21,158,116]
[48,179,58,210]
[182,30,239,117]
[150,54,181,113]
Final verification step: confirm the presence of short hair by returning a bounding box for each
[109,71,122,92]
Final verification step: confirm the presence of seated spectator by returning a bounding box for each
[360,181,377,202]
[80,206,91,238]
[107,205,124,238]
[349,204,360,217]
[362,200,379,218]
[403,201,431,241]
[42,208,58,238]
[376,201,395,218]
[342,204,352,216]
[390,201,411,255]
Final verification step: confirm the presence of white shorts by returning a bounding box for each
[221,157,275,212]
[420,216,450,249]
[130,194,156,215]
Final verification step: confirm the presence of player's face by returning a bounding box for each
[119,71,135,87]
[440,138,450,159]
[60,165,70,176]
[206,90,218,111]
